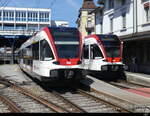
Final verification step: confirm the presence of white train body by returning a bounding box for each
[82,34,124,73]
[18,27,83,81]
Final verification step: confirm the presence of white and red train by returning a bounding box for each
[81,34,124,76]
[18,27,124,82]
[18,27,84,82]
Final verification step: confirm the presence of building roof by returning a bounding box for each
[90,6,104,13]
[0,7,50,12]
[81,0,96,9]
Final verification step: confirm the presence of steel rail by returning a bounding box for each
[0,77,68,113]
[77,89,134,113]
[51,90,86,113]
[0,95,22,113]
[10,85,68,113]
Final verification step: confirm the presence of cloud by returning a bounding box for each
[65,0,79,9]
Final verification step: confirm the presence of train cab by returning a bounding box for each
[82,34,124,78]
[18,27,84,82]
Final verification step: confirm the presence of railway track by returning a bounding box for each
[0,95,22,113]
[0,78,86,113]
[24,84,133,113]
[6,81,133,113]
[0,76,148,113]
[47,86,133,113]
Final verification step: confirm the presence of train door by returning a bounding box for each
[28,45,33,69]
[32,41,40,75]
[89,44,104,71]
[82,44,90,70]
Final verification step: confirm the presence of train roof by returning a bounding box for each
[85,34,118,38]
[47,27,79,33]
[96,34,118,38]
[48,26,78,30]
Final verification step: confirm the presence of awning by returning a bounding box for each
[119,31,150,41]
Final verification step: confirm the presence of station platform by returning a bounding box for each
[0,64,32,84]
[81,75,150,106]
[125,71,150,87]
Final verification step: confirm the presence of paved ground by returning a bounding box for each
[0,64,32,84]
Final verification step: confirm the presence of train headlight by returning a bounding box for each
[101,65,108,71]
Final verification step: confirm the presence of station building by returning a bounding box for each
[92,0,150,73]
[0,7,51,31]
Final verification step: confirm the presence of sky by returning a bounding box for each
[3,0,98,27]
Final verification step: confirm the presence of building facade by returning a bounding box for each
[0,7,51,35]
[94,0,150,73]
[76,0,96,38]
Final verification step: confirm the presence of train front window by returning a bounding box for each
[55,41,79,58]
[98,35,121,57]
[50,28,80,58]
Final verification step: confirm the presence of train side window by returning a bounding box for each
[40,40,54,61]
[83,44,89,59]
[92,44,103,59]
[32,42,39,60]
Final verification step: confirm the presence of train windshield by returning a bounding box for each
[97,35,121,57]
[49,28,80,58]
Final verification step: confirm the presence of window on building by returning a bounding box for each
[122,13,126,29]
[145,7,150,22]
[110,18,113,32]
[16,12,24,21]
[121,0,126,6]
[109,0,114,9]
[31,12,38,22]
[3,11,9,21]
[9,11,14,21]
[45,13,49,22]
[88,30,92,35]
[100,21,103,34]
[39,12,44,22]
[21,12,26,21]
[87,20,92,27]
[39,12,49,22]
[28,12,32,21]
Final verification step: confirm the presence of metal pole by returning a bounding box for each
[11,37,15,64]
[133,0,135,34]
[11,41,14,64]
[135,0,138,33]
[149,0,150,21]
